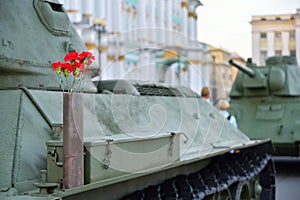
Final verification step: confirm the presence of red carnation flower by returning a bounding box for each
[79,51,95,66]
[64,52,79,62]
[79,51,95,61]
[52,51,95,92]
[61,63,74,72]
[52,61,62,71]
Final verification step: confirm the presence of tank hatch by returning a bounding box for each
[0,0,97,92]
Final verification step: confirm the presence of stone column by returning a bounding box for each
[295,9,300,65]
[252,31,260,65]
[181,1,188,37]
[282,31,290,56]
[65,0,81,23]
[267,31,275,57]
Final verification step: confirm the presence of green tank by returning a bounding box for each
[229,56,300,156]
[0,0,275,199]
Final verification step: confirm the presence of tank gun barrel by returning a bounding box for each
[229,59,255,77]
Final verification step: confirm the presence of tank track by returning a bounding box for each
[122,153,275,200]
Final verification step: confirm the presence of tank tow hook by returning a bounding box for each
[33,170,59,195]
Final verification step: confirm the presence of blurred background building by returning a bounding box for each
[204,45,245,102]
[60,0,247,102]
[61,0,211,94]
[251,8,300,66]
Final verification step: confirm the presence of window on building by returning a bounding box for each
[290,50,296,56]
[260,51,267,66]
[290,31,295,40]
[275,32,281,41]
[260,32,267,39]
[275,50,282,56]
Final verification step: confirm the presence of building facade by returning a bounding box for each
[251,8,300,66]
[60,0,212,94]
[206,45,245,102]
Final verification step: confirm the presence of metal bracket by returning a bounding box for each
[179,132,189,144]
[103,139,113,169]
[52,123,63,140]
[168,133,175,157]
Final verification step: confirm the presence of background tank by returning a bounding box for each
[0,0,275,199]
[229,56,300,156]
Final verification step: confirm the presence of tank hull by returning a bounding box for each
[0,88,275,199]
[230,95,300,157]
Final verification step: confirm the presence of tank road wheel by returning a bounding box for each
[204,189,232,200]
[259,160,276,200]
[204,193,218,200]
[230,181,251,200]
[217,189,232,200]
[249,178,262,200]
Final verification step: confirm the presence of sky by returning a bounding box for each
[196,0,300,59]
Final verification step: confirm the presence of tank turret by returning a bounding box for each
[229,56,300,156]
[0,0,97,92]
